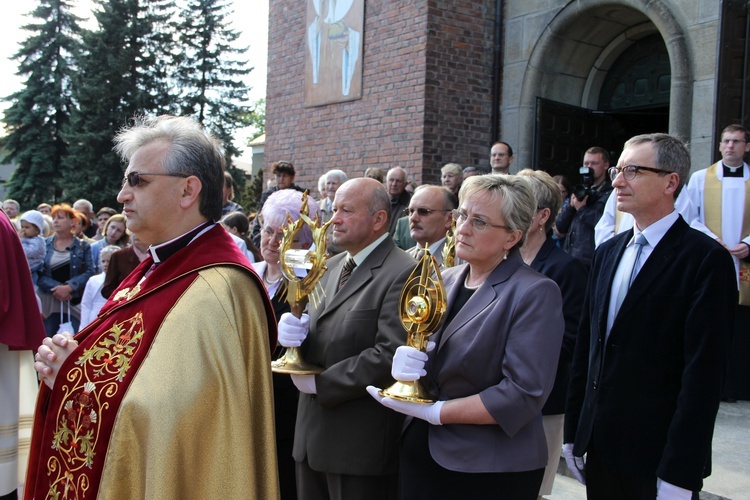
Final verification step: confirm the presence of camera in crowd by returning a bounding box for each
[573,166,597,202]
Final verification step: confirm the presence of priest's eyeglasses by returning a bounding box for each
[123,171,189,188]
[608,165,670,182]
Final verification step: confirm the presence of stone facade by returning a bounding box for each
[501,0,722,172]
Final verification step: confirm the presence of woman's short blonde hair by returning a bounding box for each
[458,174,536,248]
[516,169,562,232]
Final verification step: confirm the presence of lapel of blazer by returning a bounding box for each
[318,238,392,320]
[437,251,523,350]
[613,217,687,323]
[530,237,555,271]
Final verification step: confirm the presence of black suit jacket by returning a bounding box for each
[530,237,587,415]
[565,216,737,491]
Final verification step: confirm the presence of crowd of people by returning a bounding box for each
[1,120,747,500]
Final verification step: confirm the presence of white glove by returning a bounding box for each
[656,478,692,499]
[291,374,317,394]
[278,312,310,347]
[391,341,436,382]
[366,385,443,425]
[562,443,586,485]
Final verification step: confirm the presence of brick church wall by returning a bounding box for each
[265,0,497,189]
[422,0,496,182]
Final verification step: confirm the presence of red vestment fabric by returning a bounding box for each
[24,225,277,499]
[0,209,46,350]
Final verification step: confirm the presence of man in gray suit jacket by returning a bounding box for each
[405,185,456,266]
[277,177,417,500]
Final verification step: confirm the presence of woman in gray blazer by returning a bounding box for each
[369,175,564,499]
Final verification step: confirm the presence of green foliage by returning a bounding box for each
[175,0,252,167]
[238,172,264,215]
[2,0,82,207]
[3,0,254,211]
[62,0,179,209]
[244,98,265,142]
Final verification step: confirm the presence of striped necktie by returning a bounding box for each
[337,257,357,291]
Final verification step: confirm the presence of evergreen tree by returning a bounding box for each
[243,98,265,141]
[175,0,252,171]
[62,0,178,209]
[3,0,82,207]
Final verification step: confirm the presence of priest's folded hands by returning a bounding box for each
[33,332,78,389]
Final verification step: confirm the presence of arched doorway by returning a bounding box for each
[517,0,692,181]
[533,32,671,181]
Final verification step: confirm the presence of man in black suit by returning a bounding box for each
[277,177,416,500]
[564,134,738,498]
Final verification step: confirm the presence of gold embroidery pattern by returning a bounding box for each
[113,284,141,302]
[46,312,145,499]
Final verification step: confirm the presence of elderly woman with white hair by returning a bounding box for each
[320,169,348,255]
[254,188,321,500]
[369,174,564,499]
[441,162,463,196]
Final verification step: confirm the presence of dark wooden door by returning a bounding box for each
[533,98,612,182]
[533,97,669,183]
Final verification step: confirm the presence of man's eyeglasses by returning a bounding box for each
[404,207,451,217]
[122,171,188,188]
[452,209,510,232]
[608,165,671,182]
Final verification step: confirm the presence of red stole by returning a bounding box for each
[24,225,276,499]
[0,209,46,350]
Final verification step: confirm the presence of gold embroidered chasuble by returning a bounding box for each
[98,268,278,499]
[25,226,279,499]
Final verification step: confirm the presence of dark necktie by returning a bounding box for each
[338,257,357,291]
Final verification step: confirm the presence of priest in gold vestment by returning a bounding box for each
[27,116,279,499]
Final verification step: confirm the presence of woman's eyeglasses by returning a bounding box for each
[122,171,189,188]
[452,209,510,232]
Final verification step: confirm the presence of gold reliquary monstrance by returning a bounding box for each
[440,218,457,269]
[380,244,447,403]
[271,192,333,375]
